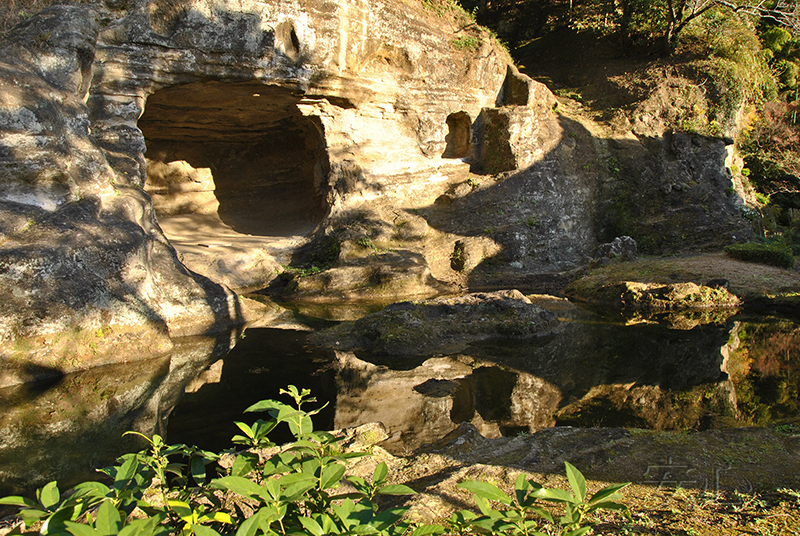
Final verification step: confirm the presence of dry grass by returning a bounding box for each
[578,253,800,298]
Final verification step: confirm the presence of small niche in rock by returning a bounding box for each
[443,111,471,159]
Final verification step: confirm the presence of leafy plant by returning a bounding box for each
[0,387,631,536]
[724,242,795,268]
[450,462,630,535]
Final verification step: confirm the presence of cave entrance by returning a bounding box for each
[138,81,331,291]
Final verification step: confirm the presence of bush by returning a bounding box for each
[724,242,796,268]
[0,386,630,536]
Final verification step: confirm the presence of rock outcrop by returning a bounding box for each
[0,0,759,378]
[0,0,518,377]
[308,290,560,356]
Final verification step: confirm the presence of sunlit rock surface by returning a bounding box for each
[0,0,757,378]
[0,0,516,377]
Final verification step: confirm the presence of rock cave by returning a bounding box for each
[138,80,333,290]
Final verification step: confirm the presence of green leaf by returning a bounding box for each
[564,528,591,536]
[65,522,99,536]
[234,422,254,437]
[211,477,263,501]
[472,496,494,517]
[456,481,512,505]
[308,431,337,445]
[564,462,587,503]
[114,457,138,489]
[117,517,163,536]
[281,480,316,500]
[0,495,38,508]
[531,487,574,503]
[38,481,61,510]
[372,506,409,530]
[41,506,78,535]
[190,456,207,486]
[260,480,281,502]
[346,476,367,489]
[244,400,290,414]
[318,514,339,535]
[588,482,629,504]
[409,525,446,536]
[190,525,221,536]
[373,463,388,486]
[231,453,258,478]
[209,512,234,525]
[252,419,278,438]
[72,482,111,501]
[95,501,122,536]
[303,402,329,417]
[585,500,630,515]
[277,473,316,487]
[19,508,50,527]
[321,463,346,489]
[285,440,318,453]
[234,512,261,536]
[298,517,324,536]
[167,500,192,521]
[528,506,554,523]
[377,484,417,496]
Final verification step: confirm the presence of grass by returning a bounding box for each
[574,253,800,298]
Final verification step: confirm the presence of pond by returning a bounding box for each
[1,299,798,496]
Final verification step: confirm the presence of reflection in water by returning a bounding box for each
[0,333,236,496]
[1,307,797,496]
[727,318,800,426]
[168,307,799,456]
[166,328,337,452]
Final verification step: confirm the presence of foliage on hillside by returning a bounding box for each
[465,0,800,251]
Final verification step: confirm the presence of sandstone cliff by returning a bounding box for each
[0,0,756,380]
[0,0,521,380]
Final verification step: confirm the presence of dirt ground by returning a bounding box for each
[343,423,800,536]
[567,252,800,313]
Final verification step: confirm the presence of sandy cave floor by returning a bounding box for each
[157,213,317,292]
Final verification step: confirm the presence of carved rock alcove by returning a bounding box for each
[140,81,330,235]
[139,81,333,290]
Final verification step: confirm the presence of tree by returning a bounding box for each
[662,0,800,54]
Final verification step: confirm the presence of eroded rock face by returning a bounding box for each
[0,6,247,381]
[0,0,759,377]
[0,0,517,377]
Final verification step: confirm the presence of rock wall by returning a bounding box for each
[0,0,515,378]
[0,0,758,378]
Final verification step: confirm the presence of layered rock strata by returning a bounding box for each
[0,0,524,376]
[0,0,758,377]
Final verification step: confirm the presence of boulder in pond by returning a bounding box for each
[308,290,560,356]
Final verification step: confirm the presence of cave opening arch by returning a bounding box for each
[138,80,332,237]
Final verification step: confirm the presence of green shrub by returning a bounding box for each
[0,386,630,536]
[724,242,796,268]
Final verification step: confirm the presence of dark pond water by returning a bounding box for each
[1,301,798,496]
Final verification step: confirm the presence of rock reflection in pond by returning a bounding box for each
[0,332,237,496]
[333,352,563,454]
[309,294,749,452]
[164,301,799,464]
[165,328,338,453]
